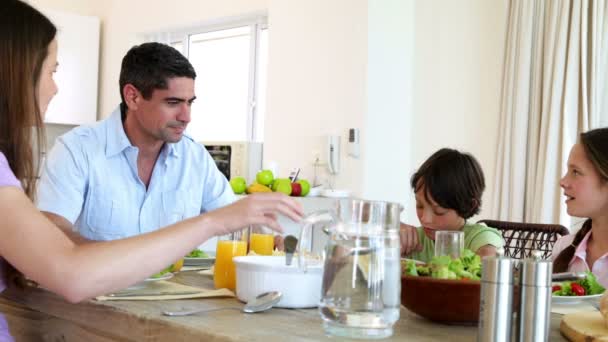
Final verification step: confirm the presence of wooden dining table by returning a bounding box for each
[0,271,569,341]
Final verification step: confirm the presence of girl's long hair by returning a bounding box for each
[553,128,608,272]
[0,0,56,199]
[0,0,56,288]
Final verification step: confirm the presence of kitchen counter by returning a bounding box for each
[0,271,568,341]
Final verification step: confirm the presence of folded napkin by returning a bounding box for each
[96,280,234,301]
[552,302,598,315]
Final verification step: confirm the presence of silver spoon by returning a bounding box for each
[162,291,282,317]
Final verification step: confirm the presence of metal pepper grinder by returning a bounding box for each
[518,250,552,342]
[478,248,515,342]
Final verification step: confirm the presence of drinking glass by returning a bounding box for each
[434,230,464,259]
[249,225,275,256]
[213,230,248,291]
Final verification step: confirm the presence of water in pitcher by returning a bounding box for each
[319,227,401,339]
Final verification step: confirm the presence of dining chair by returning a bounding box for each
[477,219,569,259]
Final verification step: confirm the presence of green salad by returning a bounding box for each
[186,249,209,258]
[403,249,482,281]
[552,271,605,296]
[149,265,172,279]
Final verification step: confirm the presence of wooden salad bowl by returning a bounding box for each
[401,275,481,325]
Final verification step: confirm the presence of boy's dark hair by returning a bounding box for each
[410,148,485,219]
[119,42,196,105]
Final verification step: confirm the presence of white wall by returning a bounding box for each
[364,0,415,222]
[35,0,509,222]
[29,0,102,17]
[264,0,367,193]
[409,0,508,222]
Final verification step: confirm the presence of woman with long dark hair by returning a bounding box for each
[0,1,302,339]
[553,127,608,287]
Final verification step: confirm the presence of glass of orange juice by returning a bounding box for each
[213,232,247,291]
[249,225,275,256]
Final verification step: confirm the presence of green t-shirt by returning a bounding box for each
[407,222,505,263]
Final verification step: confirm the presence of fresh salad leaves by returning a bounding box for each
[186,249,209,258]
[402,249,482,281]
[552,271,605,296]
[149,265,172,279]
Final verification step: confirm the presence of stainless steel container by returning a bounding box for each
[478,249,515,342]
[518,250,552,342]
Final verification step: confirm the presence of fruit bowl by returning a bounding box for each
[401,275,481,325]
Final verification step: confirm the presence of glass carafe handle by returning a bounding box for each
[298,210,337,272]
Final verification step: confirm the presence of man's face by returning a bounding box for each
[132,77,196,143]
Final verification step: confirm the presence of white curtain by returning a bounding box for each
[492,0,608,229]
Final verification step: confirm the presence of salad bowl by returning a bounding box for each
[401,275,481,325]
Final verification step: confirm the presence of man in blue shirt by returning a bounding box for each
[37,42,235,243]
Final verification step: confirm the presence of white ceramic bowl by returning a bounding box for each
[233,256,323,309]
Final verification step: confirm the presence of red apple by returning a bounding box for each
[291,182,302,196]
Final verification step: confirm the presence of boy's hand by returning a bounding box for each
[400,223,422,256]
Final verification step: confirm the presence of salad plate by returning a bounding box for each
[184,250,215,267]
[552,293,603,305]
[145,272,173,282]
[184,257,215,267]
[551,271,605,305]
[126,272,174,290]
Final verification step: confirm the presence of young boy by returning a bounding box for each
[400,148,504,262]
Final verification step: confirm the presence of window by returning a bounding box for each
[148,16,267,142]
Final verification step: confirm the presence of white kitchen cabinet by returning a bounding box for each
[41,8,100,125]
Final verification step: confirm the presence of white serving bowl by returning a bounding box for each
[233,256,323,309]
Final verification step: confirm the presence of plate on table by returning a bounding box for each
[126,273,174,290]
[552,293,603,305]
[184,257,215,268]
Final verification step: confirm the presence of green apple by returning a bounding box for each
[229,177,247,194]
[271,178,287,191]
[273,178,292,195]
[256,170,274,186]
[297,179,311,196]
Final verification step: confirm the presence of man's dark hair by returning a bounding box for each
[410,148,485,219]
[119,42,196,104]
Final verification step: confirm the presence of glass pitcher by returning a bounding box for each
[298,199,402,339]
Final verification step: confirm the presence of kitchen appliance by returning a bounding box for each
[298,199,402,339]
[201,141,262,181]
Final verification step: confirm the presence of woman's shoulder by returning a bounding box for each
[0,152,21,188]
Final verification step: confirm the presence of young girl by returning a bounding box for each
[400,148,504,262]
[0,1,302,340]
[552,128,608,287]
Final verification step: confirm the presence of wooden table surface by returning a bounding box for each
[0,271,568,341]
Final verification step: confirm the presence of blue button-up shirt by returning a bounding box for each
[37,107,235,241]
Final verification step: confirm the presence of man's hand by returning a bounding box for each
[399,223,422,256]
